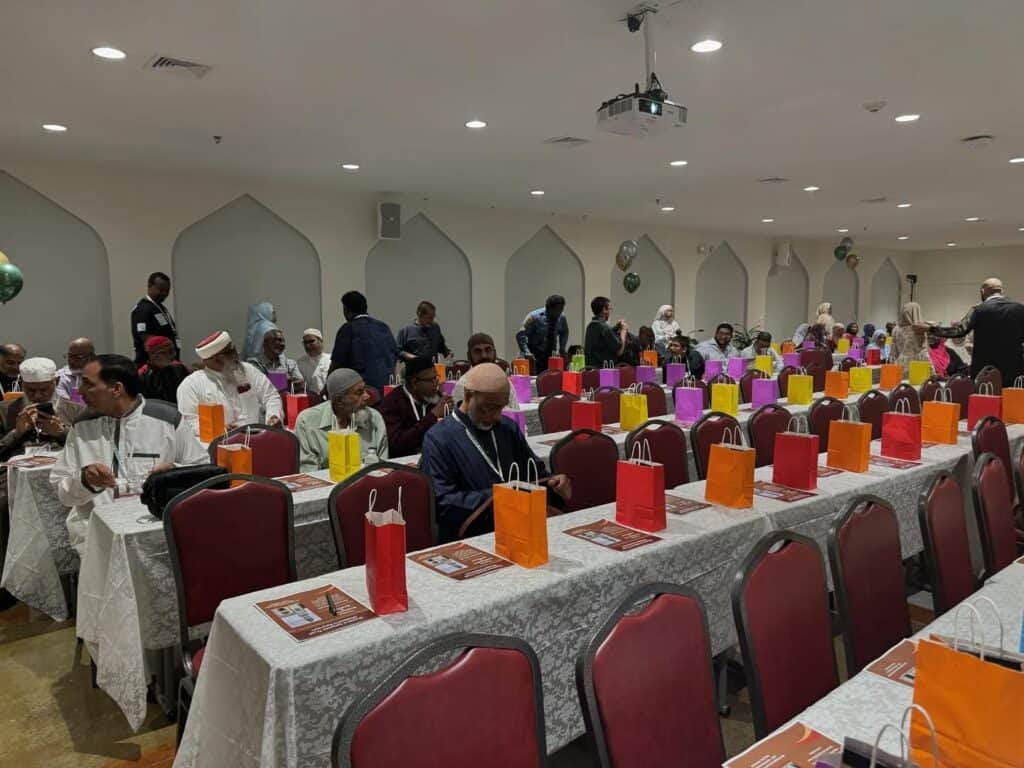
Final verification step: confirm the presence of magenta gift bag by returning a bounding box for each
[674,387,704,424]
[727,357,746,379]
[665,362,687,387]
[703,360,722,381]
[783,352,801,368]
[441,379,457,396]
[751,378,779,409]
[510,374,532,403]
[599,367,621,388]
[852,337,865,347]
[266,371,288,391]
[847,345,864,362]
[503,408,527,435]
[636,365,657,384]
[802,340,816,351]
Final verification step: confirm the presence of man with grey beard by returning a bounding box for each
[176,330,283,435]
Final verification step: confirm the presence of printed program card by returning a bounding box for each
[276,473,333,492]
[409,542,513,581]
[865,639,917,688]
[664,495,711,515]
[752,481,816,502]
[724,721,841,768]
[870,455,921,470]
[257,585,374,642]
[564,519,661,551]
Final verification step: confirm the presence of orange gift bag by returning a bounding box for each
[493,461,548,568]
[921,386,961,445]
[824,369,850,399]
[364,487,408,614]
[827,406,871,472]
[641,349,659,368]
[216,427,253,486]
[512,358,531,376]
[1003,376,1024,424]
[704,427,755,508]
[615,440,666,532]
[879,364,902,390]
[198,402,226,443]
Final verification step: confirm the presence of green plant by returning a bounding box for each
[731,321,763,351]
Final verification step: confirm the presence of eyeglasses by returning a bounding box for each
[414,374,439,385]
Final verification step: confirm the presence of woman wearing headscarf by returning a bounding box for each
[815,302,834,333]
[862,323,876,345]
[867,329,888,361]
[928,332,968,378]
[843,322,860,341]
[243,301,277,360]
[892,302,930,371]
[651,305,681,354]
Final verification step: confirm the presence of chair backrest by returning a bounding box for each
[673,379,709,409]
[707,373,735,387]
[536,369,563,397]
[625,420,689,489]
[365,385,382,408]
[971,453,1019,579]
[593,386,622,424]
[918,471,979,614]
[616,364,637,388]
[838,357,860,372]
[855,389,889,440]
[209,424,300,478]
[776,365,797,398]
[689,411,742,480]
[577,583,724,768]
[888,383,921,415]
[806,397,845,452]
[975,365,1003,396]
[828,496,911,675]
[799,349,832,391]
[946,373,975,412]
[732,531,838,738]
[164,475,295,655]
[971,416,1015,501]
[495,358,510,373]
[450,360,472,378]
[334,633,546,768]
[537,392,579,433]
[638,382,667,417]
[746,404,793,468]
[328,462,436,568]
[549,429,619,512]
[919,376,944,405]
[738,368,769,405]
[581,367,601,392]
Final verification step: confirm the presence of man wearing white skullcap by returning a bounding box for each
[419,362,571,542]
[176,331,283,435]
[297,328,331,398]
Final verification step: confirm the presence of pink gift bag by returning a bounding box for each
[636,365,657,384]
[703,360,722,381]
[599,367,621,388]
[847,346,864,362]
[727,358,746,379]
[510,374,532,403]
[441,379,457,396]
[802,340,816,350]
[751,378,779,409]
[503,409,527,435]
[266,371,288,391]
[674,386,704,424]
[783,352,801,368]
[665,362,687,387]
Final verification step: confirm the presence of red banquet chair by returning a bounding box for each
[732,530,839,738]
[838,357,861,373]
[449,359,472,378]
[329,462,437,568]
[209,423,300,478]
[625,420,689,489]
[537,392,578,434]
[332,633,546,768]
[974,365,1003,396]
[919,376,944,405]
[593,386,622,424]
[536,369,563,397]
[806,397,845,452]
[617,364,637,389]
[918,471,980,615]
[946,373,974,413]
[776,365,798,399]
[576,583,725,768]
[365,386,382,408]
[971,453,1020,579]
[550,429,618,512]
[856,389,889,440]
[638,381,667,417]
[828,496,912,675]
[888,383,921,415]
[581,367,601,392]
[971,416,1017,505]
[164,474,296,744]
[746,404,792,468]
[689,411,742,480]
[738,368,769,405]
[799,349,832,392]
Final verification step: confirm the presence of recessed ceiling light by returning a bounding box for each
[465,120,487,129]
[42,123,67,132]
[340,163,360,170]
[669,160,688,167]
[965,216,980,222]
[1018,227,1024,232]
[894,114,920,123]
[1009,157,1024,164]
[803,185,820,192]
[761,218,775,223]
[897,236,909,240]
[946,242,957,247]
[837,228,849,233]
[92,46,126,60]
[530,190,545,196]
[897,202,912,208]
[660,206,675,212]
[691,39,723,53]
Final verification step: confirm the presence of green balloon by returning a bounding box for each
[834,245,849,261]
[0,263,23,303]
[623,272,641,294]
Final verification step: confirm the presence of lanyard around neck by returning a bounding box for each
[452,412,501,480]
[403,386,426,422]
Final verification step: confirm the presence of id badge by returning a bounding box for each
[155,313,168,326]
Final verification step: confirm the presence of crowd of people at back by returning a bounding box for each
[0,271,1022,607]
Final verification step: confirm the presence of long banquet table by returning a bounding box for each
[171,425,1023,768]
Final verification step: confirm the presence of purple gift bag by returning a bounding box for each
[665,362,687,387]
[674,387,704,424]
[783,352,801,368]
[727,357,746,379]
[510,374,532,403]
[503,408,526,435]
[599,367,621,388]
[69,387,85,405]
[636,365,657,384]
[847,345,864,362]
[852,337,865,347]
[802,340,816,350]
[266,371,288,391]
[751,378,779,409]
[441,379,457,396]
[703,360,722,381]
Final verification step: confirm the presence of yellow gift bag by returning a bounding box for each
[704,427,754,508]
[771,342,782,355]
[849,366,873,393]
[619,385,649,430]
[837,337,851,353]
[328,429,362,482]
[826,406,871,473]
[1003,376,1024,424]
[787,371,814,405]
[754,355,773,375]
[493,460,548,568]
[921,386,960,444]
[198,402,226,443]
[879,364,902,390]
[824,370,850,400]
[909,360,932,386]
[710,382,739,417]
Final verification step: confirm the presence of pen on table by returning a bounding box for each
[325,591,339,616]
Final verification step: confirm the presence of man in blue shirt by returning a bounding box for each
[514,294,569,373]
[329,291,399,394]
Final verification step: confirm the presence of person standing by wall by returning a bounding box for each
[515,294,569,373]
[131,272,179,365]
[396,301,452,362]
[329,291,399,394]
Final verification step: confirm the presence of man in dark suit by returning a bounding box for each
[378,356,451,458]
[929,277,1024,385]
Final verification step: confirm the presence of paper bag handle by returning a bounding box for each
[719,425,742,447]
[952,602,990,661]
[970,595,1005,653]
[1014,375,1024,388]
[841,405,858,422]
[506,461,518,486]
[893,396,913,414]
[526,458,539,487]
[629,439,653,464]
[900,705,939,768]
[932,384,952,402]
[978,381,994,396]
[893,397,911,415]
[868,723,909,768]
[786,414,809,434]
[583,388,594,401]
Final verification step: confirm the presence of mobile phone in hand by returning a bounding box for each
[36,402,55,416]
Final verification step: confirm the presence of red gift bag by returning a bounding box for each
[881,399,922,460]
[615,440,666,532]
[286,393,311,429]
[364,488,408,614]
[547,356,565,371]
[562,370,582,396]
[967,382,1002,431]
[772,415,819,490]
[866,348,881,365]
[571,398,603,432]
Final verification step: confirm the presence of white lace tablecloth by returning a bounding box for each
[173,426,1023,768]
[1,457,77,620]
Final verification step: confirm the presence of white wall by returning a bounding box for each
[0,157,916,362]
[911,245,1024,325]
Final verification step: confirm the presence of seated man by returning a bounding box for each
[420,363,571,542]
[138,336,190,404]
[740,331,783,372]
[663,334,705,382]
[294,368,389,471]
[0,343,26,394]
[695,323,738,363]
[248,329,304,391]
[451,333,520,408]
[55,337,95,402]
[378,357,451,458]
[296,328,331,398]
[50,354,208,556]
[177,331,283,433]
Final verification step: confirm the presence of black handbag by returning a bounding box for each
[141,464,230,519]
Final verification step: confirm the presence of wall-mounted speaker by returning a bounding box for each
[378,202,401,239]
[774,241,792,267]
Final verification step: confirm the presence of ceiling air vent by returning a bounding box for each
[146,55,211,79]
[860,196,888,204]
[757,176,789,184]
[544,136,591,148]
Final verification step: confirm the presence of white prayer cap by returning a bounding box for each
[302,328,324,341]
[462,363,509,394]
[195,331,232,359]
[20,357,57,383]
